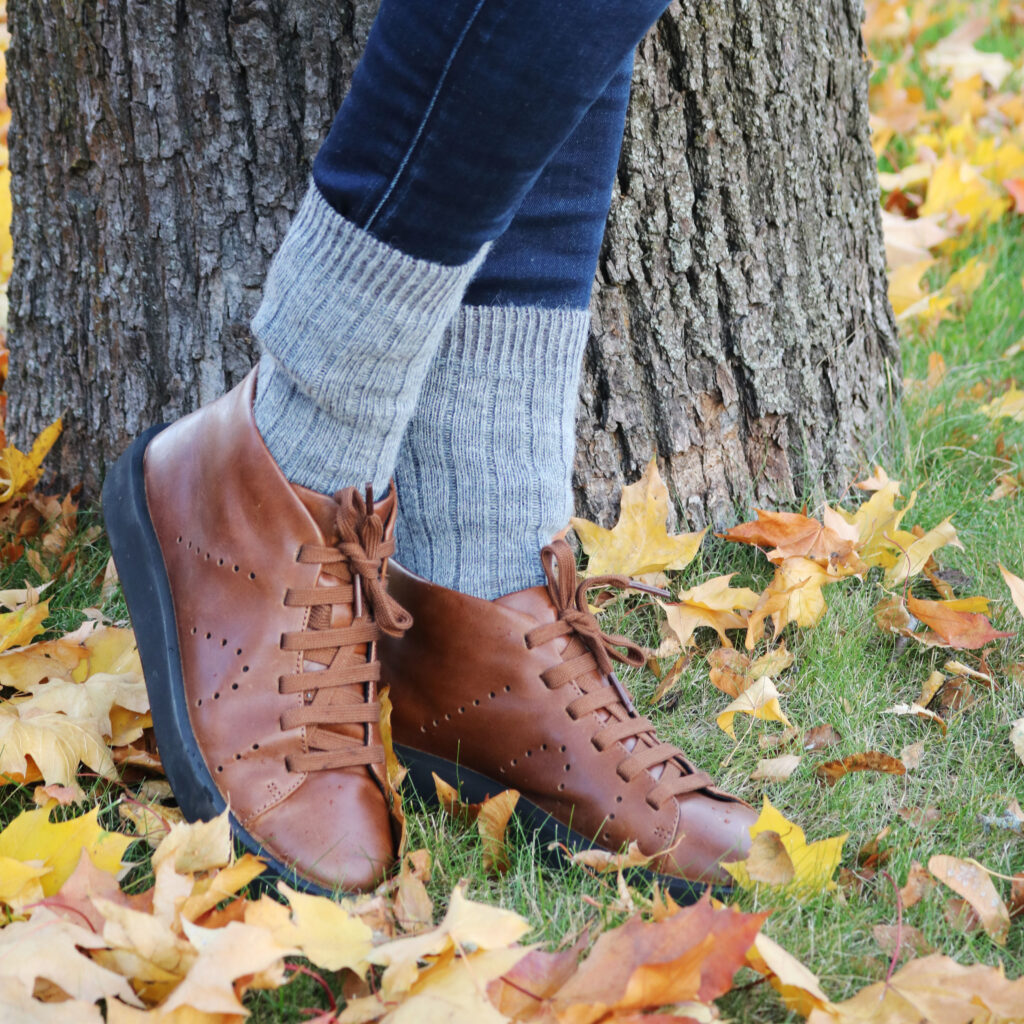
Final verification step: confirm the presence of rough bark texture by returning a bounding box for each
[7,0,898,526]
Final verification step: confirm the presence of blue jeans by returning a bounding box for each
[313,0,670,308]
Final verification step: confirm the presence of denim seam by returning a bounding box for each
[364,0,490,233]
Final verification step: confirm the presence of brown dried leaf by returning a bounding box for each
[394,851,434,935]
[802,723,842,752]
[745,831,796,885]
[899,861,936,908]
[816,751,907,786]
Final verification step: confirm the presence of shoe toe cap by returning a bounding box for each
[245,770,395,893]
[661,795,757,885]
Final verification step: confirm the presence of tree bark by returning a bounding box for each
[7,0,898,526]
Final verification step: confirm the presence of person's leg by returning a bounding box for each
[379,51,758,894]
[393,55,635,599]
[106,0,675,895]
[252,0,671,500]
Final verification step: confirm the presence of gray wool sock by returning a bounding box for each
[394,304,591,600]
[252,184,488,496]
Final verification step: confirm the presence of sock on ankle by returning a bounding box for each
[394,304,590,600]
[252,184,488,496]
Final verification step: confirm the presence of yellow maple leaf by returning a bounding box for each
[882,517,962,586]
[888,258,935,316]
[0,417,63,502]
[0,704,116,795]
[571,458,705,577]
[919,155,1007,230]
[980,385,1024,422]
[275,883,374,972]
[722,797,848,894]
[661,574,760,648]
[0,803,130,896]
[0,599,49,653]
[716,677,792,739]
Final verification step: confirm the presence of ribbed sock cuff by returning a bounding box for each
[395,304,591,599]
[252,184,488,495]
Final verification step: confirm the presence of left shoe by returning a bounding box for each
[379,538,755,899]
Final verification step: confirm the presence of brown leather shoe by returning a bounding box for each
[102,371,410,893]
[379,539,755,899]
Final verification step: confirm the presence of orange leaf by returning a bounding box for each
[815,751,907,785]
[722,510,856,564]
[906,595,1013,649]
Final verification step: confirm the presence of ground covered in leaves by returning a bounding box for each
[0,0,1022,1021]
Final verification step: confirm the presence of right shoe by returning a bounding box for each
[102,370,410,893]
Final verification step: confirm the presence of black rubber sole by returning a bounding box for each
[101,427,334,896]
[394,742,722,905]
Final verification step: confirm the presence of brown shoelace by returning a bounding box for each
[525,539,715,810]
[278,488,412,773]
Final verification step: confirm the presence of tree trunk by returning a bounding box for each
[7,0,898,527]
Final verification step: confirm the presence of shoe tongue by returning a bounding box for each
[293,485,340,542]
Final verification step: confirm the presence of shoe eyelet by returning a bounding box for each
[242,665,250,673]
[216,765,223,773]
[213,692,220,700]
[616,795,623,803]
[249,572,256,580]
[557,783,565,792]
[472,699,480,706]
[503,685,511,693]
[231,683,239,691]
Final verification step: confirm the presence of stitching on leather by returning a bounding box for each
[248,769,305,819]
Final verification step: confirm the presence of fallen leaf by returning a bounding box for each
[716,677,792,739]
[900,741,926,769]
[885,703,948,735]
[745,930,835,1017]
[981,384,1024,422]
[744,831,796,885]
[1011,719,1024,765]
[750,754,801,782]
[0,803,130,898]
[722,510,856,563]
[803,724,842,752]
[929,854,1010,945]
[432,774,520,876]
[900,861,936,909]
[708,644,793,698]
[546,895,767,1021]
[815,752,907,785]
[570,459,705,576]
[0,418,62,502]
[722,797,847,894]
[661,575,759,649]
[805,954,1024,1024]
[567,841,656,874]
[999,563,1024,620]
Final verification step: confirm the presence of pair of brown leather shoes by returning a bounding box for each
[103,371,754,898]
